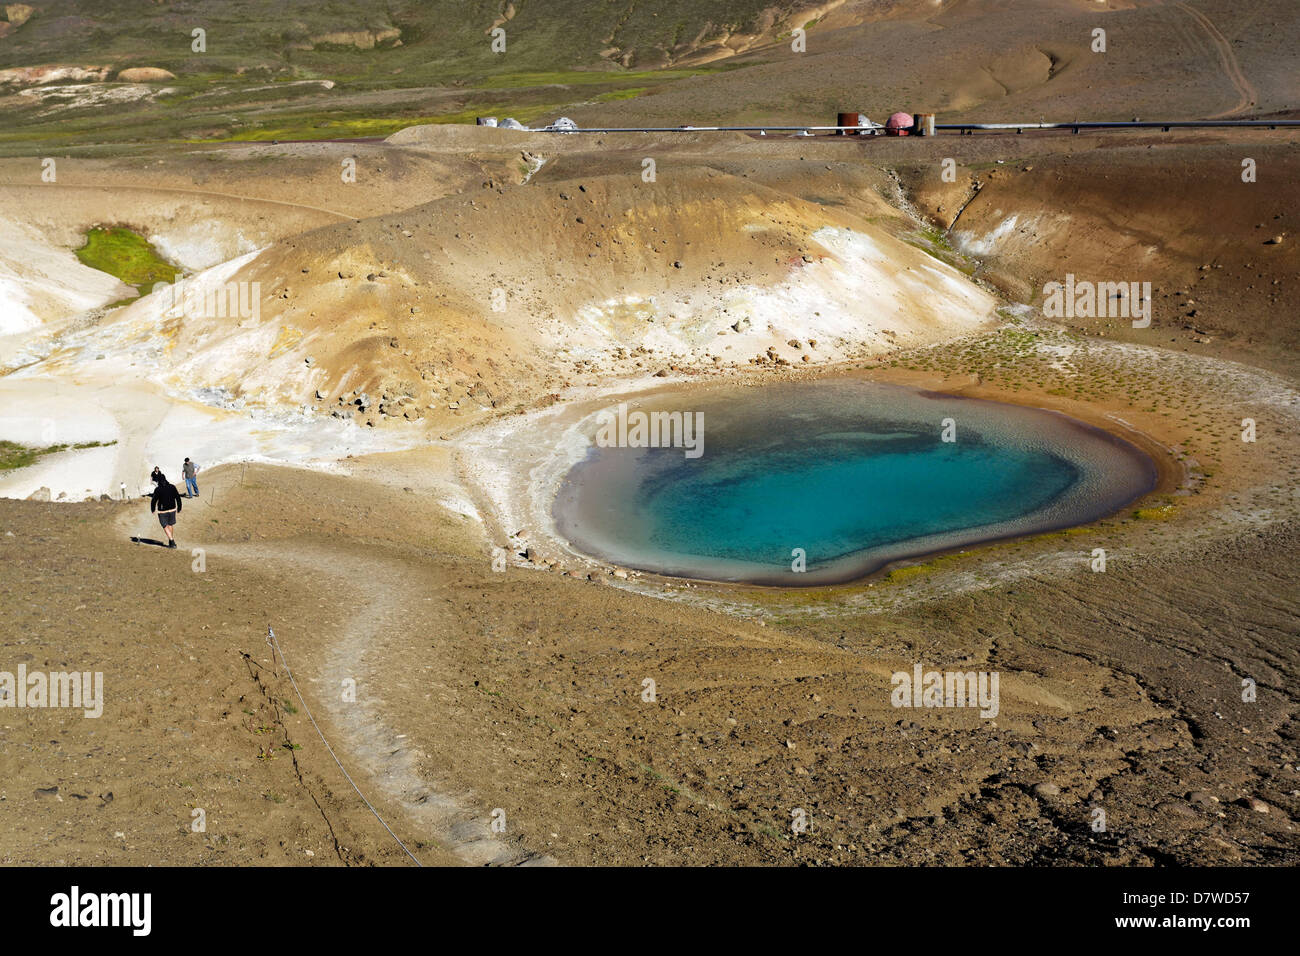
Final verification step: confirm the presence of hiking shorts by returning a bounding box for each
[157,510,177,528]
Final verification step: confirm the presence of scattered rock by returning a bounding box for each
[1238,796,1270,813]
[116,67,177,82]
[0,64,109,86]
[4,5,33,30]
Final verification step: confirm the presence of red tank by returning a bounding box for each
[885,111,915,136]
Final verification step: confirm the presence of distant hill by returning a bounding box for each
[0,0,839,75]
[0,0,1296,150]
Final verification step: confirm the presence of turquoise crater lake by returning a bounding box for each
[552,381,1159,585]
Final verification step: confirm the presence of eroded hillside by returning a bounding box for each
[899,142,1300,373]
[59,154,995,427]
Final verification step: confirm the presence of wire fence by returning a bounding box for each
[265,625,423,867]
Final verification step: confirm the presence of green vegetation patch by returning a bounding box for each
[74,226,180,295]
[1133,504,1177,521]
[904,224,976,274]
[885,563,932,584]
[593,87,647,103]
[476,66,726,90]
[883,551,965,583]
[202,100,566,141]
[0,439,118,473]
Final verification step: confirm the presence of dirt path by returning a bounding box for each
[2,181,354,222]
[1175,2,1258,118]
[195,531,556,866]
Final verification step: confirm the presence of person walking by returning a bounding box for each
[182,457,199,498]
[150,471,182,548]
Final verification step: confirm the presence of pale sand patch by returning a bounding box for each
[0,215,133,338]
[557,225,999,366]
[0,373,424,501]
[149,220,263,272]
[456,373,683,570]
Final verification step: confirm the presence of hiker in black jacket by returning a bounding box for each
[150,473,182,549]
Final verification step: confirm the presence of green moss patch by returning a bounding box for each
[0,439,118,473]
[1133,504,1177,521]
[74,226,181,296]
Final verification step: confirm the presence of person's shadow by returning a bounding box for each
[130,536,171,548]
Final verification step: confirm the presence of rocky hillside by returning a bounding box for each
[899,141,1300,374]
[62,153,996,430]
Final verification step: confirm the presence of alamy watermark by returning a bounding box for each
[0,665,103,717]
[891,662,999,718]
[595,403,704,459]
[1042,274,1151,328]
[153,278,260,323]
[50,886,150,936]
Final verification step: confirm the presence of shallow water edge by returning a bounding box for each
[552,380,1162,587]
